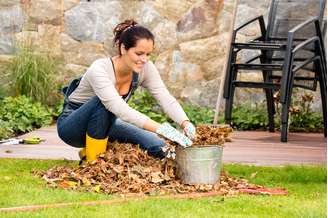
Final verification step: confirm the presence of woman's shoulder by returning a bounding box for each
[86,58,114,75]
[89,58,112,69]
[139,61,162,86]
[141,61,158,75]
[144,60,156,68]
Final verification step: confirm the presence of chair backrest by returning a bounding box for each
[265,0,326,91]
[266,0,326,40]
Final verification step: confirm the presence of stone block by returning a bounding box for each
[0,5,25,34]
[177,0,224,42]
[28,0,62,25]
[65,1,123,42]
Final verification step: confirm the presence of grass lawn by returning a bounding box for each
[0,159,326,218]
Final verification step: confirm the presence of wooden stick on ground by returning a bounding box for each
[0,191,224,213]
[213,0,239,124]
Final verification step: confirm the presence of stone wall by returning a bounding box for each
[0,0,235,108]
[0,0,324,111]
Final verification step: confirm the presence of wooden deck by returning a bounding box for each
[224,131,326,166]
[0,126,326,166]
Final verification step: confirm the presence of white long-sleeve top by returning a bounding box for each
[68,58,189,128]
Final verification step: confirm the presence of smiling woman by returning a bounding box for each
[57,19,196,163]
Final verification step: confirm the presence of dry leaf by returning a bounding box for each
[151,172,164,184]
[93,185,101,193]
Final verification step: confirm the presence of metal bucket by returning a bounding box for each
[176,146,223,185]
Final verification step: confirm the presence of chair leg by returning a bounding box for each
[265,89,275,132]
[320,84,327,138]
[280,65,294,142]
[224,83,236,126]
[317,59,327,137]
[224,51,237,126]
[280,99,291,142]
[260,51,275,132]
[280,76,294,142]
[223,47,235,99]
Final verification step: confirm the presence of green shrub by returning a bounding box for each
[0,96,53,138]
[0,120,14,140]
[182,103,215,125]
[7,41,59,105]
[230,91,323,132]
[275,92,324,132]
[128,90,169,123]
[289,112,323,132]
[52,98,64,120]
[231,103,268,130]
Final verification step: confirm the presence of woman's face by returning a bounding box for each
[121,38,154,73]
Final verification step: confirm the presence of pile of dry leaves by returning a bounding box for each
[34,125,282,196]
[37,142,260,196]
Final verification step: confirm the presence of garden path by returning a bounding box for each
[0,126,326,166]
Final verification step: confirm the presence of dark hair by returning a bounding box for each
[113,19,154,55]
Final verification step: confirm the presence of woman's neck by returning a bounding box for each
[112,56,132,78]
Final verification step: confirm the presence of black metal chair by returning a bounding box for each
[223,0,327,142]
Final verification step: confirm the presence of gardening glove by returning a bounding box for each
[156,122,192,148]
[183,121,196,140]
[161,145,176,160]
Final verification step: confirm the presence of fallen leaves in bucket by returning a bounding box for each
[34,141,286,196]
[193,125,233,146]
[162,125,233,157]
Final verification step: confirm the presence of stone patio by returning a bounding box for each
[0,125,326,166]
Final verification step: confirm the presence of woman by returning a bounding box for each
[57,19,195,162]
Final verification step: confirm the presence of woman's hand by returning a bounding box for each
[156,122,192,148]
[181,120,196,140]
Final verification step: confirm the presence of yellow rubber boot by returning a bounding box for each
[85,134,108,162]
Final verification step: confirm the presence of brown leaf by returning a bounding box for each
[151,172,164,184]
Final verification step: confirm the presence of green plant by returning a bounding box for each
[128,89,169,123]
[51,98,64,120]
[182,103,216,125]
[276,92,324,132]
[289,111,323,132]
[149,54,157,62]
[231,103,268,130]
[7,40,58,105]
[0,120,14,139]
[230,91,323,132]
[0,96,53,138]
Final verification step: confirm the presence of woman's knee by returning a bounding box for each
[57,125,85,148]
[87,97,116,138]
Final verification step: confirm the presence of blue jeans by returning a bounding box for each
[57,96,166,159]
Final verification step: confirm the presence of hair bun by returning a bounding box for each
[113,19,138,35]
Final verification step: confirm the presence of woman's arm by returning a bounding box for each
[140,62,190,127]
[143,119,161,132]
